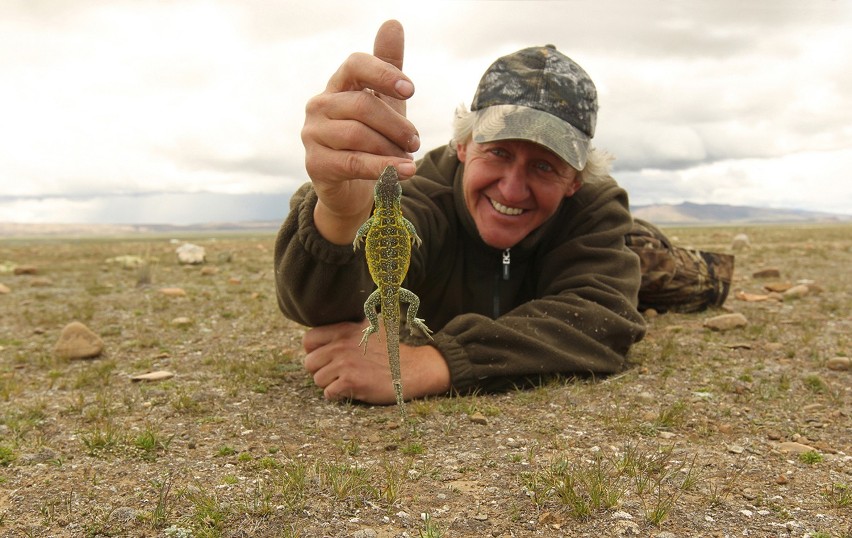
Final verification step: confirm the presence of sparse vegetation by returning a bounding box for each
[0,225,850,535]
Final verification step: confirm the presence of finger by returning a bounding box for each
[302,325,339,354]
[373,20,404,71]
[305,146,416,186]
[373,20,408,117]
[305,91,418,154]
[326,52,413,101]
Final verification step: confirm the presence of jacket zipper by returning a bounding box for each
[493,248,510,318]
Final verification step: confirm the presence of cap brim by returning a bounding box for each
[472,104,590,170]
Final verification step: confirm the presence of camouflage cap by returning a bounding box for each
[471,45,598,170]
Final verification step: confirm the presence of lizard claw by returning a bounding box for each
[410,318,433,340]
[359,324,378,352]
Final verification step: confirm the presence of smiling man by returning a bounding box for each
[274,21,647,404]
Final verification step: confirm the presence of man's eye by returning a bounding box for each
[490,148,509,158]
[534,161,553,172]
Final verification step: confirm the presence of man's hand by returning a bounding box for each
[301,20,421,245]
[302,321,450,405]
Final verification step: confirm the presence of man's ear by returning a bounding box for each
[564,178,583,198]
[456,141,468,163]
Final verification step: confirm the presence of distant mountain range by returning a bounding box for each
[1,203,850,237]
[631,202,851,224]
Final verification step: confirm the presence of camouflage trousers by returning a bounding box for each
[627,219,735,313]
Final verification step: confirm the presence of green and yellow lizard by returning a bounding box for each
[353,165,433,417]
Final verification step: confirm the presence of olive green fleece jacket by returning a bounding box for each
[274,145,646,393]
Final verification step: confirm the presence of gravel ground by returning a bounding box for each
[0,224,849,537]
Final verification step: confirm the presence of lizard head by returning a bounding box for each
[375,165,402,200]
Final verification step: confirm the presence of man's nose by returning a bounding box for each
[498,163,530,202]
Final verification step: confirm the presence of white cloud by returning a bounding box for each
[0,0,850,223]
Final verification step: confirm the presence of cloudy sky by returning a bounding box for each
[1,0,850,225]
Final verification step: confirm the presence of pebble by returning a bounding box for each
[703,313,748,331]
[752,267,781,279]
[53,321,105,360]
[171,317,193,327]
[782,284,810,300]
[176,243,206,265]
[826,356,851,371]
[0,283,9,294]
[200,266,219,276]
[13,265,38,275]
[717,423,733,434]
[764,282,792,293]
[105,255,146,269]
[731,234,750,251]
[159,287,187,297]
[734,290,775,302]
[615,519,640,536]
[130,370,175,382]
[777,441,816,454]
[352,530,378,538]
[30,277,53,287]
[469,412,488,425]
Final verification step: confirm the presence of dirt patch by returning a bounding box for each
[0,225,850,537]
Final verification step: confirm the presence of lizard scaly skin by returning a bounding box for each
[353,165,433,416]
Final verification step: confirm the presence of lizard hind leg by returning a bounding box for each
[359,290,382,351]
[399,288,433,340]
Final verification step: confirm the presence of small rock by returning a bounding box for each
[171,317,193,327]
[740,509,753,518]
[752,267,781,279]
[615,519,640,536]
[782,284,810,300]
[109,506,138,524]
[105,255,146,269]
[717,423,733,434]
[703,313,748,331]
[727,444,745,454]
[776,474,789,485]
[778,441,816,454]
[30,277,53,287]
[643,308,658,318]
[13,265,38,275]
[826,356,851,371]
[469,412,488,425]
[471,513,488,521]
[228,277,242,285]
[200,266,219,276]
[0,283,9,294]
[764,281,793,293]
[352,530,378,538]
[130,370,175,382]
[731,234,750,251]
[159,287,187,297]
[735,290,774,302]
[54,321,105,360]
[176,243,206,265]
[659,431,676,440]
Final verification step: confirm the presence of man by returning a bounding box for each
[275,20,648,405]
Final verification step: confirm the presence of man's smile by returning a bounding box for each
[489,197,524,216]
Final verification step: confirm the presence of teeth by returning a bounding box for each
[490,198,524,216]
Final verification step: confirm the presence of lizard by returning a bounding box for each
[353,164,433,418]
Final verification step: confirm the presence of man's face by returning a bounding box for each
[457,139,582,250]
